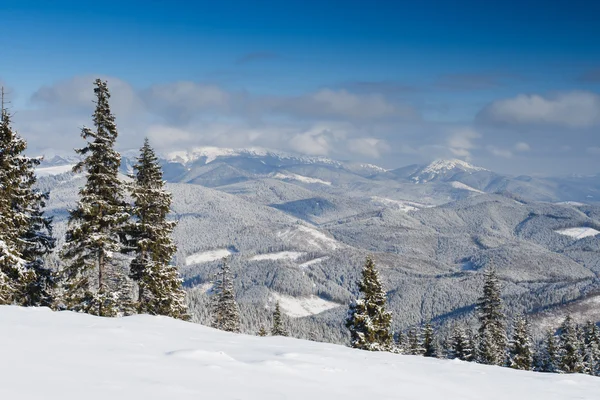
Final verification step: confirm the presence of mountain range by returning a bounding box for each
[35,147,600,342]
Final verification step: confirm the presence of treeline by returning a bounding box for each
[346,258,600,377]
[0,79,187,319]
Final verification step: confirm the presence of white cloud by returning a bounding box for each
[515,142,531,152]
[478,91,600,128]
[487,145,513,158]
[347,137,391,158]
[447,128,481,158]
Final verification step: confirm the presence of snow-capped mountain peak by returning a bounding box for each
[411,159,488,183]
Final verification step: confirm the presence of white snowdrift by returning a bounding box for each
[35,164,76,177]
[250,251,305,261]
[185,249,232,265]
[450,181,484,194]
[2,306,599,400]
[278,225,341,251]
[272,172,332,186]
[270,293,341,317]
[555,227,600,240]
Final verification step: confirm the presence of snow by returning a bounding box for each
[450,181,485,193]
[421,159,487,174]
[272,172,332,186]
[278,225,341,251]
[250,251,305,262]
[270,293,342,318]
[370,196,421,212]
[298,256,329,269]
[185,249,232,265]
[2,306,599,400]
[35,164,75,177]
[555,227,600,240]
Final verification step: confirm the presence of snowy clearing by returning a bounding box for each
[278,225,341,251]
[270,293,342,317]
[370,196,421,212]
[272,172,332,186]
[2,306,599,400]
[35,164,75,177]
[185,249,232,265]
[250,251,305,262]
[450,181,485,193]
[555,227,600,240]
[298,256,329,269]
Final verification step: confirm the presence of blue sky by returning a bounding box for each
[1,0,599,174]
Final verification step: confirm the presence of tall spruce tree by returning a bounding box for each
[449,326,474,361]
[210,257,240,332]
[407,327,425,355]
[582,321,600,376]
[476,268,507,365]
[272,301,288,336]
[61,79,131,316]
[422,322,437,357]
[508,314,533,370]
[346,256,393,351]
[0,107,55,305]
[559,315,584,373]
[539,329,561,373]
[128,138,187,319]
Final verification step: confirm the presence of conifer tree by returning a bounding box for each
[128,138,187,319]
[210,257,240,332]
[422,322,437,357]
[539,329,561,373]
[60,79,131,316]
[476,268,507,365]
[0,107,55,305]
[272,301,288,336]
[449,326,474,361]
[346,256,393,351]
[407,327,425,355]
[582,321,600,376]
[395,331,407,354]
[258,326,268,337]
[508,314,533,370]
[559,315,584,373]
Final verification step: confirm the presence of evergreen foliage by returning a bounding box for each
[128,138,187,319]
[582,321,600,376]
[508,314,533,370]
[257,326,268,337]
[559,315,584,373]
[422,322,437,357]
[449,326,474,361]
[0,107,55,305]
[210,257,241,332]
[60,79,131,316]
[539,329,561,373]
[407,327,424,355]
[476,268,507,366]
[346,256,393,351]
[271,301,288,336]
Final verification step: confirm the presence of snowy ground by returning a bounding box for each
[185,249,232,265]
[250,251,305,262]
[270,293,342,317]
[555,227,600,240]
[272,172,332,186]
[2,307,599,400]
[35,164,76,177]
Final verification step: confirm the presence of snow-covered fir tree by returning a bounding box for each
[346,256,393,351]
[0,107,55,306]
[128,138,187,319]
[422,322,437,358]
[559,315,584,373]
[476,268,507,366]
[582,321,600,376]
[60,79,131,317]
[257,326,268,337]
[539,329,561,373]
[407,327,424,355]
[449,326,474,361]
[508,314,533,370]
[271,301,288,336]
[210,257,241,332]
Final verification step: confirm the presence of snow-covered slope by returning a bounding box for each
[410,159,488,183]
[2,306,599,400]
